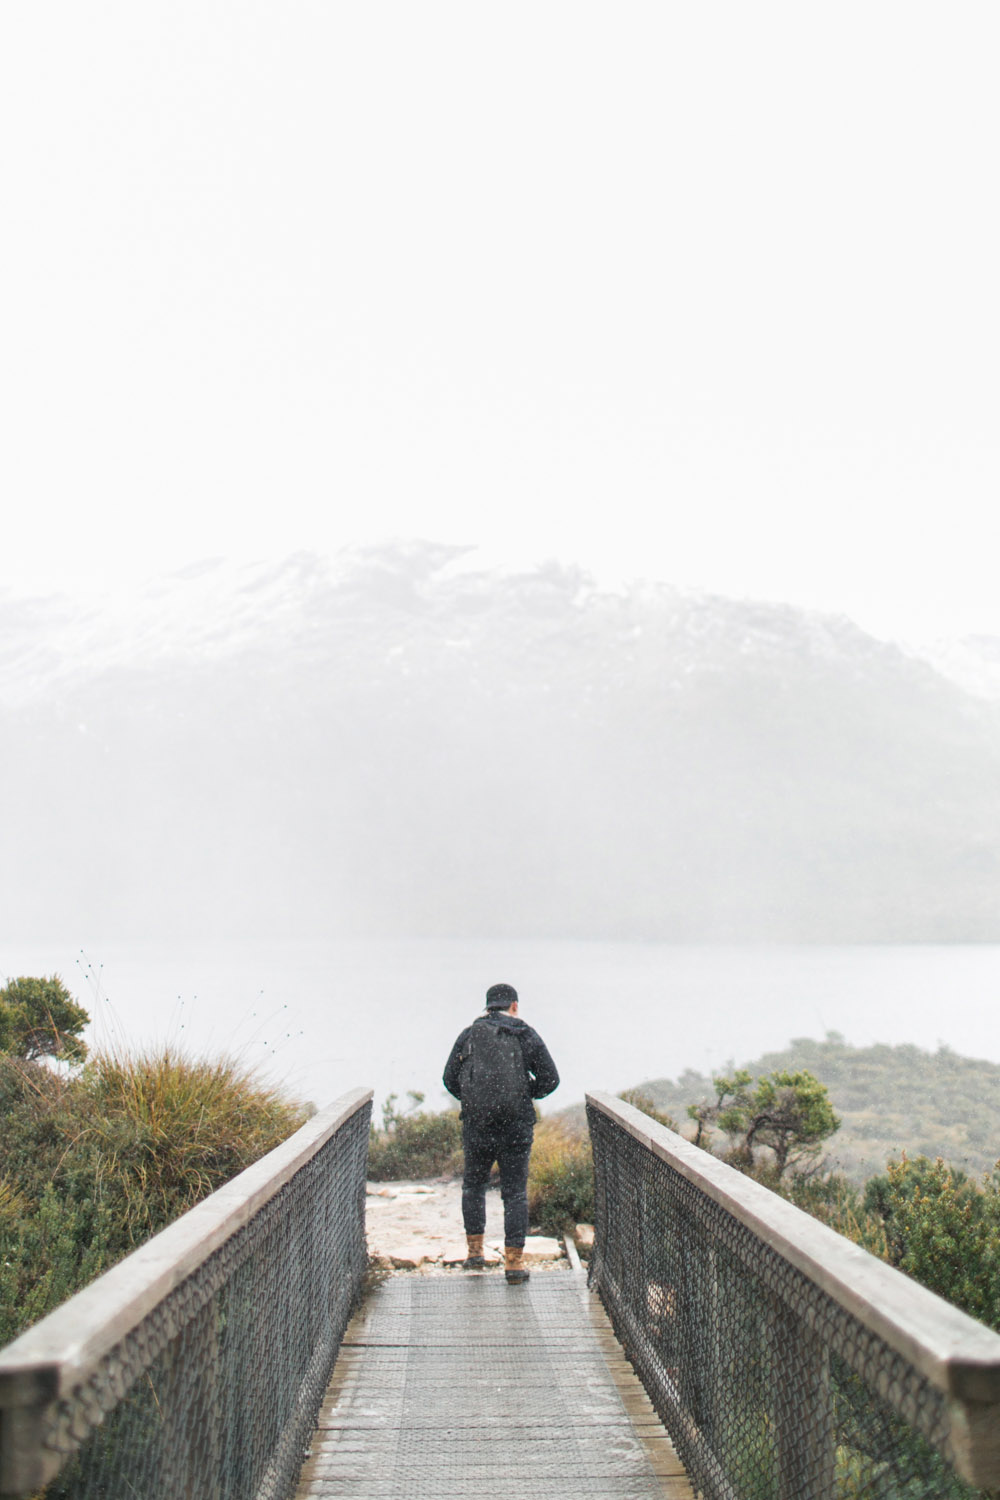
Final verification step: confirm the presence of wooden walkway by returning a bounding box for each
[294,1268,694,1499]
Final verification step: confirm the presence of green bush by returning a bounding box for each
[688,1068,840,1180]
[861,1155,1000,1331]
[367,1093,464,1180]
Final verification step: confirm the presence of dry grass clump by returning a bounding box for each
[0,1048,306,1346]
[527,1118,594,1235]
[82,1048,306,1243]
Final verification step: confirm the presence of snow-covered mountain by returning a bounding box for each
[3,543,999,942]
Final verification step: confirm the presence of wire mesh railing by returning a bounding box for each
[587,1091,1000,1500]
[0,1086,372,1500]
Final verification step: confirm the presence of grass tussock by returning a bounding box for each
[0,1048,306,1346]
[83,1049,306,1241]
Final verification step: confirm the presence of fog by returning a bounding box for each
[3,546,1000,955]
[4,7,1000,646]
[4,8,1000,1125]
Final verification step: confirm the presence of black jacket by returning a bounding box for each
[443,1011,560,1129]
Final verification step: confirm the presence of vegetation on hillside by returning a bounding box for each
[617,1088,678,1132]
[0,980,307,1347]
[629,1040,1000,1332]
[862,1155,1000,1328]
[636,1032,1000,1184]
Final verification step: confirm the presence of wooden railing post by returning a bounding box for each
[773,1300,834,1500]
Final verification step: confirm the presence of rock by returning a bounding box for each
[575,1224,595,1249]
[524,1235,563,1260]
[386,1242,441,1269]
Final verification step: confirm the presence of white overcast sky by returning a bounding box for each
[2,3,999,642]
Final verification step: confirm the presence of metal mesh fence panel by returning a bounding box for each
[36,1098,370,1500]
[587,1102,989,1500]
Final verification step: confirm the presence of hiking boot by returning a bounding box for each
[504,1245,530,1283]
[464,1233,486,1269]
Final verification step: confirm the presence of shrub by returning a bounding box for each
[862,1155,1000,1330]
[527,1119,594,1235]
[367,1093,464,1180]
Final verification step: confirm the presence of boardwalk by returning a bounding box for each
[295,1268,694,1500]
[5,1090,995,1499]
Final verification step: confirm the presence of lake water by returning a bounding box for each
[4,937,1000,1115]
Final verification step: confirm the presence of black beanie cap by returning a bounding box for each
[485,983,518,1010]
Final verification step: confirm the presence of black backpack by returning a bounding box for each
[458,1018,531,1125]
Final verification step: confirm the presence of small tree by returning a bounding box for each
[688,1068,840,1180]
[0,976,89,1064]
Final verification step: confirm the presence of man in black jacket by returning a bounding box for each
[443,982,559,1283]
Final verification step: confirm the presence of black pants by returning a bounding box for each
[461,1120,533,1248]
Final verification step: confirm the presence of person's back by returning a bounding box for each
[443,982,559,1282]
[457,1011,533,1127]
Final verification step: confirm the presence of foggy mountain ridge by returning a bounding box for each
[3,542,1000,942]
[3,544,998,704]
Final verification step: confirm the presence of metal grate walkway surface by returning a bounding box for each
[294,1270,694,1500]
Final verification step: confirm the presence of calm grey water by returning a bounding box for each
[4,938,999,1115]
